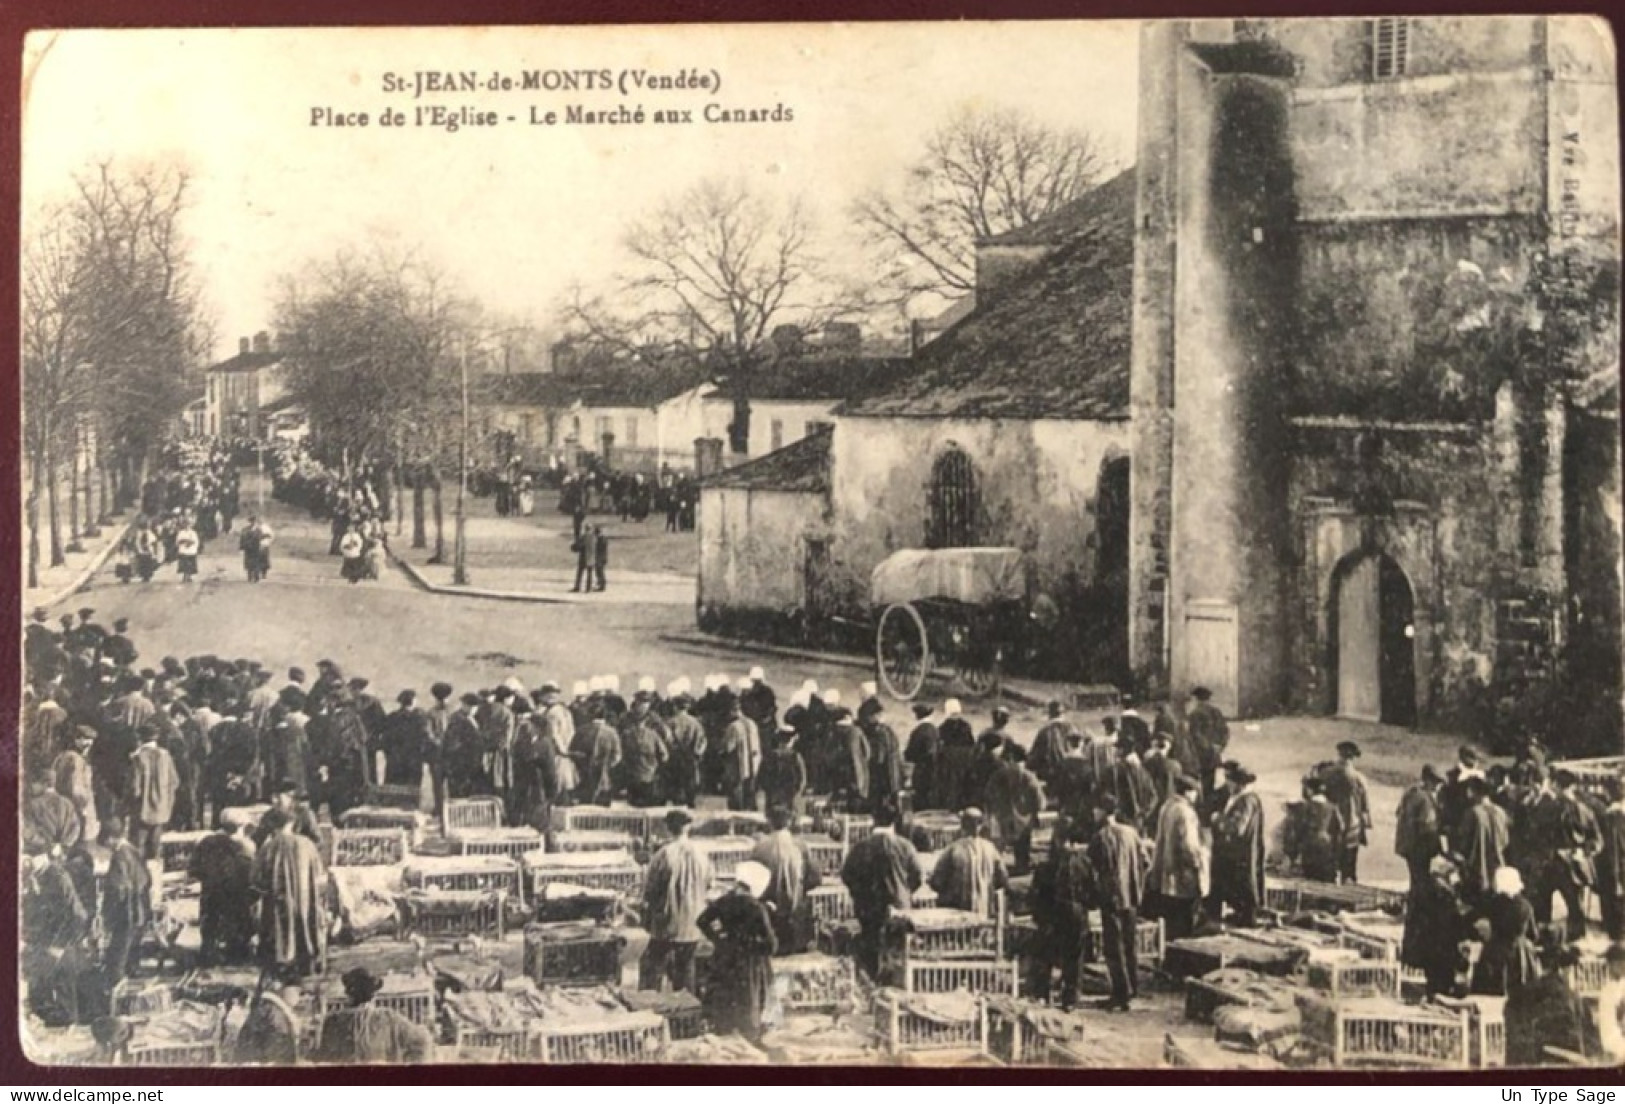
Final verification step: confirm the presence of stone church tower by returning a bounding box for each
[1128,16,1621,748]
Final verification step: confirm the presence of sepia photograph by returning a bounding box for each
[15,16,1625,1072]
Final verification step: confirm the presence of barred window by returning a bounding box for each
[927,446,980,549]
[1370,17,1409,80]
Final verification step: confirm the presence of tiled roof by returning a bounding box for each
[700,356,913,403]
[841,169,1135,421]
[206,351,283,374]
[482,370,707,410]
[700,428,831,494]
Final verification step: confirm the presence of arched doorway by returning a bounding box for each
[927,446,979,549]
[1331,552,1417,726]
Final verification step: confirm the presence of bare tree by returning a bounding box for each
[853,105,1113,305]
[564,176,870,454]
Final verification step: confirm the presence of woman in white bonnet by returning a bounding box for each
[696,859,778,1041]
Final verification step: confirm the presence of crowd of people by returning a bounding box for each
[559,464,698,535]
[267,443,391,584]
[111,441,243,585]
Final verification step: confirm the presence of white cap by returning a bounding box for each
[749,666,765,682]
[790,690,810,710]
[589,676,606,693]
[605,675,621,694]
[666,679,685,698]
[860,681,878,699]
[800,679,819,695]
[737,676,753,692]
[822,689,842,706]
[572,680,589,698]
[944,699,962,716]
[638,676,657,694]
[501,676,526,695]
[672,677,692,696]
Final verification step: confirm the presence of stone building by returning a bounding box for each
[205,332,287,439]
[1128,16,1621,744]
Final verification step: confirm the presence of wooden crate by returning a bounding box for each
[1433,995,1506,1068]
[445,797,505,832]
[1549,756,1624,801]
[1296,994,1469,1069]
[451,827,545,863]
[548,829,640,855]
[551,804,657,839]
[1265,877,1406,916]
[885,909,1002,959]
[1337,928,1399,962]
[314,972,437,1027]
[807,885,855,923]
[1162,935,1306,981]
[403,856,522,899]
[772,953,857,1014]
[396,890,507,940]
[529,1011,669,1063]
[1305,955,1401,999]
[124,1040,220,1067]
[339,806,428,845]
[111,979,174,1018]
[1085,915,1165,965]
[804,838,846,879]
[910,813,962,853]
[984,998,1085,1065]
[523,853,644,900]
[617,990,704,1041]
[691,837,756,880]
[327,827,411,867]
[521,922,625,989]
[829,813,874,849]
[1565,955,1608,996]
[903,958,1020,997]
[1182,973,1298,1024]
[368,783,423,810]
[691,810,769,838]
[450,1020,533,1061]
[158,830,212,875]
[873,990,988,1055]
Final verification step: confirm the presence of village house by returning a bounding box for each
[204,332,290,440]
[1128,16,1620,746]
[698,351,912,461]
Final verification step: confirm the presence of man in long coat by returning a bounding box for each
[190,821,258,966]
[1088,794,1148,1011]
[253,809,328,980]
[750,805,822,955]
[101,816,152,987]
[1454,776,1512,905]
[1207,763,1265,928]
[443,693,485,799]
[572,706,623,805]
[1395,765,1444,889]
[265,695,311,799]
[661,687,705,807]
[902,704,940,811]
[1028,701,1079,792]
[860,702,903,819]
[1147,774,1207,941]
[929,809,1008,916]
[934,701,978,814]
[619,692,671,807]
[24,770,82,856]
[718,702,760,812]
[739,667,778,738]
[1322,740,1372,883]
[840,807,923,981]
[53,727,98,841]
[1184,687,1229,801]
[986,746,1046,875]
[640,810,714,993]
[832,714,870,812]
[235,982,304,1064]
[127,728,180,860]
[321,693,372,819]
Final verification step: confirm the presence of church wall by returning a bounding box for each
[697,485,829,631]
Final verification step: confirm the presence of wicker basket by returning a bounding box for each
[885,909,1003,960]
[367,783,423,810]
[529,1011,669,1063]
[158,830,212,875]
[445,797,505,832]
[1432,995,1506,1068]
[396,890,508,940]
[902,958,1020,996]
[328,827,410,867]
[451,827,545,863]
[339,805,428,845]
[1084,915,1165,965]
[403,856,523,899]
[1296,994,1469,1069]
[521,922,626,988]
[124,1040,220,1067]
[873,990,987,1055]
[804,838,846,879]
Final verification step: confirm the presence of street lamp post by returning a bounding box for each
[453,344,470,586]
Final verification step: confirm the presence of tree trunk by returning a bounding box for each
[45,429,64,567]
[431,471,445,563]
[412,471,427,549]
[82,431,98,536]
[393,462,404,535]
[102,454,114,521]
[27,446,43,590]
[729,390,752,455]
[67,423,81,543]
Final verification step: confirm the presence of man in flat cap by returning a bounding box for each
[930,808,1008,916]
[640,809,714,994]
[1322,740,1372,884]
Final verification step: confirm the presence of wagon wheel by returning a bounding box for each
[957,651,1000,696]
[876,602,930,700]
[948,617,1000,697]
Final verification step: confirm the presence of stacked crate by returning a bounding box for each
[691,836,757,882]
[158,830,211,875]
[1295,994,1469,1069]
[523,849,644,904]
[1431,995,1506,1068]
[396,889,509,939]
[445,796,505,832]
[327,827,411,868]
[771,953,859,1015]
[403,855,523,901]
[872,990,987,1057]
[521,921,626,989]
[449,827,546,863]
[882,908,1016,997]
[547,829,640,856]
[338,805,430,848]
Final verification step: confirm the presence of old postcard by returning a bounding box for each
[17,18,1624,1072]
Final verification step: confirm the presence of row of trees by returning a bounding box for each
[275,103,1115,502]
[22,161,213,590]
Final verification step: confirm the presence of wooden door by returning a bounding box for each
[1183,601,1239,717]
[1337,556,1382,722]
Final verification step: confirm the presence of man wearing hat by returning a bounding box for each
[1116,698,1152,758]
[537,681,579,806]
[573,696,623,806]
[931,808,1008,916]
[1208,763,1265,928]
[620,684,671,807]
[662,682,705,807]
[190,817,258,967]
[840,806,924,981]
[1185,687,1229,802]
[1455,774,1512,906]
[128,724,180,860]
[313,967,432,1063]
[253,809,328,982]
[1528,768,1602,941]
[903,702,940,811]
[1322,740,1372,884]
[52,727,99,842]
[859,695,903,819]
[1402,855,1469,997]
[482,685,518,804]
[381,690,431,790]
[23,769,82,856]
[100,814,152,988]
[740,666,777,737]
[1089,793,1149,1011]
[1599,779,1625,942]
[750,805,822,955]
[640,809,715,994]
[423,682,454,817]
[1396,765,1445,890]
[935,699,978,813]
[102,618,138,670]
[442,693,485,800]
[235,979,304,1064]
[1440,745,1487,855]
[719,697,762,812]
[1029,701,1079,793]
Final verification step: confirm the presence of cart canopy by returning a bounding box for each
[870,547,1026,607]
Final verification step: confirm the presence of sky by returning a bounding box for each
[22,23,1141,361]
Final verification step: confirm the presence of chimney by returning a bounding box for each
[239,337,250,355]
[695,437,724,478]
[252,331,270,354]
